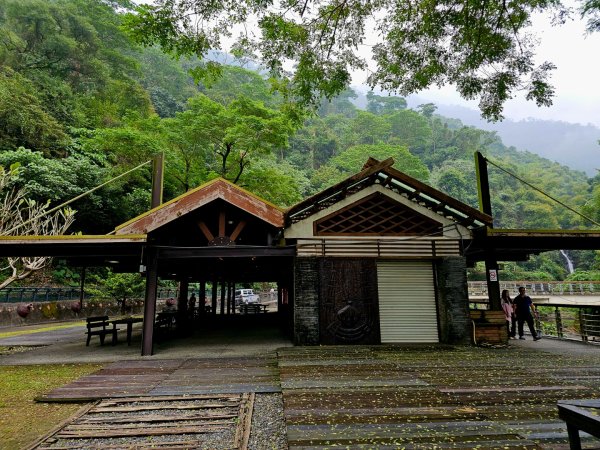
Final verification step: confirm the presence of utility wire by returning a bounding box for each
[484,156,600,228]
[4,160,152,236]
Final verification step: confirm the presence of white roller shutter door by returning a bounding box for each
[377,261,439,343]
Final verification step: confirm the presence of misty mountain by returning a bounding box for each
[407,97,600,176]
[351,86,600,176]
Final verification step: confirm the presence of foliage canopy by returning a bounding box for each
[122,0,591,121]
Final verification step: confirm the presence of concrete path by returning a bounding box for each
[0,320,293,365]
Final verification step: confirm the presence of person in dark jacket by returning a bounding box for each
[514,286,540,341]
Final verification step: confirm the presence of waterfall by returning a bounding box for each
[560,250,574,274]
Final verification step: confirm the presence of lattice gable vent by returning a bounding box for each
[314,192,443,236]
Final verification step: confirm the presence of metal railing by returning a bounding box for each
[468,281,600,296]
[0,287,84,303]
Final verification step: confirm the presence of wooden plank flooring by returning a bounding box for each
[278,345,600,449]
[40,356,279,401]
[36,345,600,448]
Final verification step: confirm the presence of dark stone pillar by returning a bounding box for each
[435,256,471,345]
[293,258,320,345]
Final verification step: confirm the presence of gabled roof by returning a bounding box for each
[286,158,492,229]
[115,178,285,235]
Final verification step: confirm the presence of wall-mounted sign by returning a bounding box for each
[488,269,498,282]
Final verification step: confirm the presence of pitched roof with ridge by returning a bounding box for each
[286,158,493,230]
[115,178,286,235]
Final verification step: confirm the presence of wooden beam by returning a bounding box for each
[219,210,226,237]
[230,220,247,241]
[197,221,214,241]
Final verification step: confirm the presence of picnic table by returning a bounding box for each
[557,399,600,450]
[109,316,143,346]
[238,303,268,314]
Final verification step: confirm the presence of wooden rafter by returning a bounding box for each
[197,221,214,241]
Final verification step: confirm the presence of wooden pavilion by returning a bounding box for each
[4,157,600,354]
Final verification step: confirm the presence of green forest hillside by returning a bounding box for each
[2,0,600,283]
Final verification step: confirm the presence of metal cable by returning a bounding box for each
[4,160,152,235]
[484,156,600,228]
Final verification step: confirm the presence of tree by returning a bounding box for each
[122,0,590,120]
[0,163,75,289]
[0,68,67,155]
[367,92,407,115]
[171,94,294,183]
[328,144,430,181]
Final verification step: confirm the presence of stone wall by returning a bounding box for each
[293,258,320,345]
[435,256,471,345]
[0,300,145,327]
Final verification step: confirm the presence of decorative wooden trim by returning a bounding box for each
[314,192,443,237]
[296,238,460,258]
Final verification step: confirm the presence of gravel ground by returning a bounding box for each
[35,393,288,449]
[249,393,288,450]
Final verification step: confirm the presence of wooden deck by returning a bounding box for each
[37,345,600,448]
[278,345,600,449]
[40,356,279,402]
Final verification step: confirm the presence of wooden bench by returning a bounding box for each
[154,311,176,341]
[557,399,600,449]
[86,316,118,346]
[238,304,267,314]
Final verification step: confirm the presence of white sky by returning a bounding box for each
[138,1,600,127]
[352,9,600,127]
[382,11,600,127]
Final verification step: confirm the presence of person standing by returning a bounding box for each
[501,290,515,339]
[514,286,540,341]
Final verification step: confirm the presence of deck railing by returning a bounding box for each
[468,281,600,296]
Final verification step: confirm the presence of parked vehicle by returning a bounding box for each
[235,289,259,305]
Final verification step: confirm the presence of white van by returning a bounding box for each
[235,289,259,305]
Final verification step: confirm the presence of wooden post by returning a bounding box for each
[231,282,236,315]
[475,151,501,311]
[78,266,86,311]
[474,151,492,217]
[151,152,164,209]
[579,309,587,342]
[178,280,189,332]
[226,282,231,315]
[200,281,206,317]
[211,280,218,316]
[555,306,563,338]
[141,246,158,356]
[220,282,226,315]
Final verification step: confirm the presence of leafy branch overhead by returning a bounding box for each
[123,0,586,121]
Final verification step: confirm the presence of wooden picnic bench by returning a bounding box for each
[238,303,267,314]
[557,399,600,450]
[109,316,143,346]
[85,315,118,346]
[154,311,176,341]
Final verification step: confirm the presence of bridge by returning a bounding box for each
[468,281,600,308]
